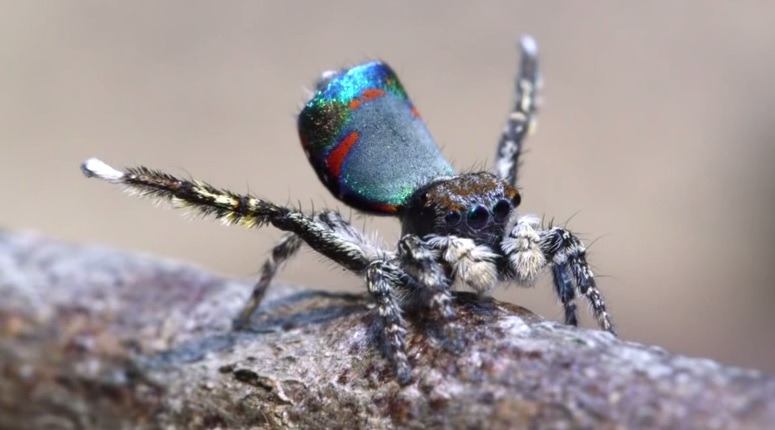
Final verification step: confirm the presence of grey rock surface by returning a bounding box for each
[0,230,773,429]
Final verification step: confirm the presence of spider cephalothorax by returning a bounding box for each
[81,36,616,385]
[400,172,521,247]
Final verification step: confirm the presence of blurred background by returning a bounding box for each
[1,2,773,373]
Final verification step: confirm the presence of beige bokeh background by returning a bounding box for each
[2,2,773,373]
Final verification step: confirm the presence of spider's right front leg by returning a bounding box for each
[397,235,462,352]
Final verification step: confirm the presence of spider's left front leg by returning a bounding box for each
[540,226,616,334]
[502,215,616,334]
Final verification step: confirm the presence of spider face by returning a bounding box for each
[400,172,521,248]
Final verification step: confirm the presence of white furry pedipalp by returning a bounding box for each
[501,214,546,285]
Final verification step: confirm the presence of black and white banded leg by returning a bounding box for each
[366,260,411,384]
[551,264,578,327]
[80,159,371,273]
[494,35,541,186]
[502,215,614,334]
[397,235,461,352]
[234,210,386,328]
[540,227,616,335]
[234,232,303,329]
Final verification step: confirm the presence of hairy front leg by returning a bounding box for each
[366,260,412,384]
[398,235,462,352]
[540,227,616,334]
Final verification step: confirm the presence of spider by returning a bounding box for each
[81,36,615,384]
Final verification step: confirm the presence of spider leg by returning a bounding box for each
[366,260,411,384]
[82,159,417,381]
[502,215,615,334]
[551,264,579,327]
[539,227,616,335]
[494,35,540,187]
[397,235,461,352]
[80,158,372,272]
[234,210,386,329]
[234,232,303,329]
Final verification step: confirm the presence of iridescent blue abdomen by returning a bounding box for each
[298,62,455,215]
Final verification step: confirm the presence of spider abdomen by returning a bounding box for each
[298,62,455,215]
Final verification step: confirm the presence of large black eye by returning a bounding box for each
[492,199,512,221]
[466,205,490,229]
[444,210,461,226]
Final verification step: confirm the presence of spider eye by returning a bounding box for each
[492,199,512,221]
[466,205,490,229]
[512,192,522,207]
[444,210,461,226]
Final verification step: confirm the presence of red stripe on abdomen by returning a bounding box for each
[327,131,359,177]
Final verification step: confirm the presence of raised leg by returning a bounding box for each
[81,158,420,381]
[494,35,541,186]
[81,158,372,273]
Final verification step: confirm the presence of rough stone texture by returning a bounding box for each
[0,230,773,430]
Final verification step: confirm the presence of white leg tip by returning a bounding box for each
[81,158,124,183]
[520,35,538,56]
